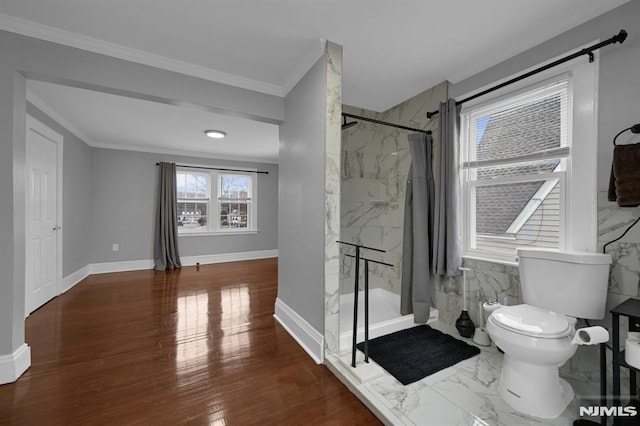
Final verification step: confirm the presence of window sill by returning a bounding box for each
[463,253,519,268]
[178,230,259,237]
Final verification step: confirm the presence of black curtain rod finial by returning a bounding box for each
[614,29,628,44]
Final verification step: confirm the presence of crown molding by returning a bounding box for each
[90,141,278,165]
[0,13,284,97]
[26,89,100,147]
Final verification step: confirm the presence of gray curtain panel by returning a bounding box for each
[433,99,463,277]
[401,133,434,323]
[154,162,182,271]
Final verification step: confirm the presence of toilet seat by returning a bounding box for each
[490,304,573,339]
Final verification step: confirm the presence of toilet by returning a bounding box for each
[486,248,611,419]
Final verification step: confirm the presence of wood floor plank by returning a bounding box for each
[0,258,380,425]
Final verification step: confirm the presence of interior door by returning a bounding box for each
[25,115,62,315]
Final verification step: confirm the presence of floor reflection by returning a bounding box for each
[208,403,228,426]
[176,290,210,384]
[219,285,251,361]
[175,284,253,383]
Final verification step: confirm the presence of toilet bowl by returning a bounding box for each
[486,248,611,419]
[487,304,578,418]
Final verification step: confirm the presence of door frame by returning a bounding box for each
[25,114,63,317]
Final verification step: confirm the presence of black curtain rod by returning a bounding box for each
[156,163,269,174]
[426,29,628,119]
[342,112,432,135]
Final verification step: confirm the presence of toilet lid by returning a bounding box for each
[490,304,573,338]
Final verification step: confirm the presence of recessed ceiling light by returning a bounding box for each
[205,130,226,139]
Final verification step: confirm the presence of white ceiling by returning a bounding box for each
[27,80,281,163]
[0,0,630,163]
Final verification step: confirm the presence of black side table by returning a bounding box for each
[611,298,640,425]
[574,342,608,426]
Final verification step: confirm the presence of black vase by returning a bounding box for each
[455,310,476,338]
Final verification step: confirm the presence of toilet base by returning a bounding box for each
[498,354,574,419]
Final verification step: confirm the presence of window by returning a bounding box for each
[219,174,251,230]
[460,51,598,263]
[176,171,210,232]
[177,167,257,234]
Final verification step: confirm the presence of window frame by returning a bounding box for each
[176,166,258,236]
[217,172,256,231]
[459,45,599,264]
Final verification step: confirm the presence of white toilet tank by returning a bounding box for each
[517,248,612,320]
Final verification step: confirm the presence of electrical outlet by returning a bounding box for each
[112,243,119,252]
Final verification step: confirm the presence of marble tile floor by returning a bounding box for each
[326,321,601,426]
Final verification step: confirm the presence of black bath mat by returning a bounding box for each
[356,325,481,385]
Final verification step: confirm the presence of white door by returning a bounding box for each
[25,115,62,315]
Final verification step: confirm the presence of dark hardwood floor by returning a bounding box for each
[0,258,380,425]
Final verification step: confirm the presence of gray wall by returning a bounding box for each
[0,59,27,356]
[26,104,277,273]
[27,103,92,277]
[90,148,278,263]
[450,0,640,192]
[278,54,327,332]
[0,28,283,360]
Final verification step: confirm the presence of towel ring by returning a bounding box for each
[612,123,640,146]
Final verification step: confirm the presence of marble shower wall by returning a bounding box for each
[339,81,520,329]
[324,42,343,356]
[599,191,640,309]
[340,82,447,295]
[433,261,521,328]
[593,191,640,355]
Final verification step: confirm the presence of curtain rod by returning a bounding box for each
[156,163,269,174]
[342,112,432,135]
[426,29,628,119]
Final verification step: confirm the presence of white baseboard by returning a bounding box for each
[89,259,154,274]
[87,249,278,275]
[181,249,278,266]
[274,298,324,364]
[61,265,90,293]
[0,344,31,385]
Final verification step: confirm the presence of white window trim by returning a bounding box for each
[460,42,599,265]
[216,170,258,232]
[176,165,259,236]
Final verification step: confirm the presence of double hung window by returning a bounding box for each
[460,51,598,263]
[176,168,256,234]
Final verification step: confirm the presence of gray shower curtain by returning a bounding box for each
[401,133,434,323]
[401,99,463,322]
[433,99,463,276]
[154,162,182,271]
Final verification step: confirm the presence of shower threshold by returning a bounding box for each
[338,288,439,354]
